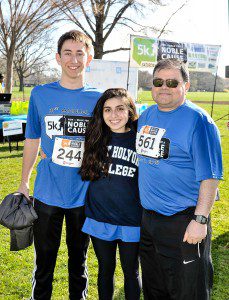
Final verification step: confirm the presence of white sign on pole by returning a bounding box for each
[2,120,26,136]
[85,59,138,100]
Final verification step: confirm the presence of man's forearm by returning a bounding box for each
[20,138,40,185]
[195,179,219,217]
[183,179,219,244]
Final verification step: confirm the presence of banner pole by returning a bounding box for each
[126,35,132,91]
[210,46,221,118]
[210,71,218,118]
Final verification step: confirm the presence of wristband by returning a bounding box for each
[193,215,208,224]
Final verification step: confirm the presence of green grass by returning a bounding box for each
[11,88,229,103]
[11,87,33,101]
[0,95,228,299]
[138,91,229,103]
[0,145,130,300]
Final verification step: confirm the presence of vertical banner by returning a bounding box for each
[157,40,187,62]
[186,43,220,71]
[130,36,157,68]
[130,35,220,73]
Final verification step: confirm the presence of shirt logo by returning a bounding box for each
[45,115,91,139]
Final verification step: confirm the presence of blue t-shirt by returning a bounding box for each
[25,82,102,208]
[82,218,140,242]
[137,100,223,216]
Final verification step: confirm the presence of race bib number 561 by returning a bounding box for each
[52,137,84,168]
[136,125,165,158]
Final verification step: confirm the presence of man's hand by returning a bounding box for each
[183,220,207,244]
[18,182,30,200]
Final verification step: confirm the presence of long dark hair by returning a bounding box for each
[80,88,138,181]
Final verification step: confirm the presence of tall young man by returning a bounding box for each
[18,30,102,300]
[137,59,223,300]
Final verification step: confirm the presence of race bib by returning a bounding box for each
[52,137,84,168]
[136,126,166,158]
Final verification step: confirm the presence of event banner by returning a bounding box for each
[130,35,221,72]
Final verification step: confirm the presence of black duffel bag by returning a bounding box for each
[0,193,38,251]
[0,192,38,229]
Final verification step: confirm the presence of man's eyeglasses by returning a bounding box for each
[153,78,182,88]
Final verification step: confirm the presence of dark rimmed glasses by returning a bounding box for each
[153,78,182,88]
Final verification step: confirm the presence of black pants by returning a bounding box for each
[91,236,141,300]
[31,199,90,300]
[140,208,213,300]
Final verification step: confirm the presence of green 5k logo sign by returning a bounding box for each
[132,37,157,67]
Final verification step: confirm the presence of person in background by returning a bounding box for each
[80,88,142,300]
[17,30,102,300]
[137,58,223,300]
[0,74,5,93]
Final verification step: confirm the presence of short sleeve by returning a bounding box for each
[191,114,223,181]
[25,89,41,138]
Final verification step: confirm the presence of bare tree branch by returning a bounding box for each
[0,0,64,92]
[157,0,189,38]
[54,0,166,58]
[14,31,54,91]
[79,1,96,33]
[103,47,130,55]
[103,1,134,42]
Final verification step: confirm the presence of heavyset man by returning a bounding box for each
[18,30,101,300]
[137,59,223,300]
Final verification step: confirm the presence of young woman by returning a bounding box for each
[80,88,142,300]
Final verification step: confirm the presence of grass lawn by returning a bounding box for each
[11,87,33,101]
[11,87,229,103]
[0,93,228,299]
[0,144,134,300]
[138,91,229,103]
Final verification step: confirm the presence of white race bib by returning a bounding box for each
[136,126,166,158]
[52,137,84,168]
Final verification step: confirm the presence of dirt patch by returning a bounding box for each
[192,101,229,105]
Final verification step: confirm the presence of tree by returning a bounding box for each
[0,0,63,93]
[54,0,165,59]
[14,31,53,91]
[189,72,225,92]
[0,54,6,73]
[24,67,60,86]
[138,70,153,89]
[138,70,226,92]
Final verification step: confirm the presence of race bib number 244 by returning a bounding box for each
[52,137,84,168]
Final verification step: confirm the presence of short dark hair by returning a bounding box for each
[0,73,4,79]
[153,59,189,82]
[57,30,93,55]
